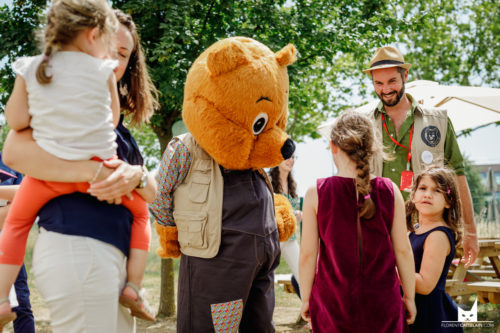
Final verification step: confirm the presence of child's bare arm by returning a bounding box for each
[390,182,416,324]
[108,73,120,128]
[299,185,319,322]
[5,76,31,131]
[415,232,450,295]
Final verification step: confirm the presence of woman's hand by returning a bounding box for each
[88,159,141,204]
[294,210,303,223]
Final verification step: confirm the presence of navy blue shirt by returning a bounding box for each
[37,116,143,256]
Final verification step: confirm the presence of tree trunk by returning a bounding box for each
[151,116,177,317]
[157,258,176,317]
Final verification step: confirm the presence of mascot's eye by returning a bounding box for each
[252,112,269,135]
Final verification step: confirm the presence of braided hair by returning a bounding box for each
[36,0,118,84]
[330,110,378,219]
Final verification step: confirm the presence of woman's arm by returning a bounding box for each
[299,185,319,323]
[5,76,31,131]
[390,182,416,325]
[3,129,99,182]
[88,159,157,204]
[415,231,450,295]
[3,129,157,203]
[0,185,20,201]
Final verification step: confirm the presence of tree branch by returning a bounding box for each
[193,0,216,58]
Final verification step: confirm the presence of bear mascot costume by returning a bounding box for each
[151,36,297,332]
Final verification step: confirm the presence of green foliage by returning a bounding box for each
[111,0,408,143]
[127,120,162,170]
[0,1,48,107]
[392,0,500,87]
[463,155,486,215]
[1,0,498,145]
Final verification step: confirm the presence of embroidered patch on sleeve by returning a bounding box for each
[211,299,243,332]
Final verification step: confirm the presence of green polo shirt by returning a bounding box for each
[376,94,465,199]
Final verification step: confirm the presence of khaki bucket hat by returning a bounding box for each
[363,46,411,75]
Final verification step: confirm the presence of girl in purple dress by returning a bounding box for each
[407,166,463,332]
[299,110,416,332]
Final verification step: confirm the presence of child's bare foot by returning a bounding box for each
[119,282,155,322]
[0,298,16,332]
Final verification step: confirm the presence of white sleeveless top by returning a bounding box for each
[12,52,118,160]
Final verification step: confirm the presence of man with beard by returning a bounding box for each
[363,46,479,267]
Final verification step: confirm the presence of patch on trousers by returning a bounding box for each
[421,125,441,147]
[211,299,243,332]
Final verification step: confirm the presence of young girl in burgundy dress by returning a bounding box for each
[299,110,416,332]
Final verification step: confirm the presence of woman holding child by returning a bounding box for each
[0,2,158,332]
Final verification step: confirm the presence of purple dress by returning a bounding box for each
[310,176,406,333]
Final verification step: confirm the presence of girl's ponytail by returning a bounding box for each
[36,39,56,84]
[35,0,118,85]
[352,149,376,219]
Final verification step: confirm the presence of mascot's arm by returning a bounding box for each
[150,138,191,258]
[155,223,181,258]
[274,193,297,242]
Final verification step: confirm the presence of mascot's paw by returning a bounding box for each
[155,223,181,258]
[274,193,297,242]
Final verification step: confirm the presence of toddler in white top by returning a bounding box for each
[0,0,154,327]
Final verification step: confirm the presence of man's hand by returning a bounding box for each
[461,231,479,268]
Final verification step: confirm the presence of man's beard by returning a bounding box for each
[377,82,405,107]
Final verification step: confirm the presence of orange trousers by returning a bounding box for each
[0,175,150,265]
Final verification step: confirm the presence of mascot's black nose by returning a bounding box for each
[281,138,296,160]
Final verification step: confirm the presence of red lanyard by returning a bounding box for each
[381,114,413,167]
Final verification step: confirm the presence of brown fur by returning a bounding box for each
[274,193,297,242]
[155,223,181,258]
[156,37,297,256]
[182,37,297,170]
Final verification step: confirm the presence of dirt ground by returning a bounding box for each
[5,226,498,332]
[2,229,310,333]
[2,277,309,333]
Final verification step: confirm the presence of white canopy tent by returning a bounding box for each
[318,80,500,139]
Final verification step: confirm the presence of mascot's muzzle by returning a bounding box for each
[281,138,296,160]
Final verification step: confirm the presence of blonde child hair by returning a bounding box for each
[37,0,118,84]
[406,165,463,246]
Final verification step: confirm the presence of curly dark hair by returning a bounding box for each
[269,166,297,198]
[406,165,463,247]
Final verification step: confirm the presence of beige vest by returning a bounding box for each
[371,105,448,177]
[173,133,223,258]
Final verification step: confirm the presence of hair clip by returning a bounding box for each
[446,187,451,195]
[364,194,371,200]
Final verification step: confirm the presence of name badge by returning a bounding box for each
[400,170,414,192]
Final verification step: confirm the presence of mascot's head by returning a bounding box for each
[182,36,297,170]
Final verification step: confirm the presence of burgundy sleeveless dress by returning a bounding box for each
[310,176,406,333]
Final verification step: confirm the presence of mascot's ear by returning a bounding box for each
[207,41,250,76]
[275,44,297,66]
